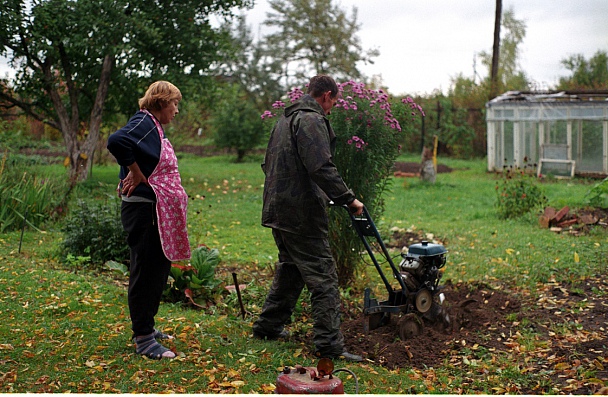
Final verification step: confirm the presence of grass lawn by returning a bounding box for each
[0,154,606,393]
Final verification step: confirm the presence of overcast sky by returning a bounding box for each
[243,0,608,96]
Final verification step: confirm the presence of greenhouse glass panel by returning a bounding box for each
[540,161,574,177]
[519,109,539,120]
[570,107,604,120]
[578,121,604,172]
[540,107,568,120]
[522,121,539,164]
[503,121,515,165]
[494,123,504,169]
[544,121,568,145]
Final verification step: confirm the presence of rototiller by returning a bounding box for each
[345,205,450,339]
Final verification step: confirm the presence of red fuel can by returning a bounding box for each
[276,365,344,394]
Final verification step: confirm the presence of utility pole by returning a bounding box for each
[490,0,502,100]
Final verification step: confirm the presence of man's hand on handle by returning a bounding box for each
[348,199,364,216]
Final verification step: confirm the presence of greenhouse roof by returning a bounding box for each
[486,90,608,121]
[487,90,608,107]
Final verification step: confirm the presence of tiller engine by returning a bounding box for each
[346,206,450,339]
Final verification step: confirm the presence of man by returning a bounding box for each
[253,75,364,362]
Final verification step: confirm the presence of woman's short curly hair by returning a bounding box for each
[138,81,182,111]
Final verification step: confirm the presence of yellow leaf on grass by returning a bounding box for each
[261,384,276,393]
[574,252,580,263]
[555,362,570,370]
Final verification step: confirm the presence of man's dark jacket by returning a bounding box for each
[261,94,355,238]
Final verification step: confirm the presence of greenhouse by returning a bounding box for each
[486,90,608,177]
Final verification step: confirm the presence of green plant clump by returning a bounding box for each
[61,198,129,267]
[163,244,222,306]
[495,165,548,219]
[585,176,608,208]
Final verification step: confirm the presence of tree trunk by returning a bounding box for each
[490,0,502,100]
[66,54,114,183]
[236,148,246,163]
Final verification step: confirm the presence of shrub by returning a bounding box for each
[262,81,424,284]
[495,165,548,219]
[61,198,129,268]
[163,244,222,306]
[212,84,266,162]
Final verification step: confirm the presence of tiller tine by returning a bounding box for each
[422,294,451,331]
[459,299,478,313]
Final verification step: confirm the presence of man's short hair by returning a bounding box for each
[307,75,338,99]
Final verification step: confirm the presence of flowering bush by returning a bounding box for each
[262,81,424,284]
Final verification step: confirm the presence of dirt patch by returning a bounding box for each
[341,281,518,369]
[339,276,608,394]
[393,161,453,175]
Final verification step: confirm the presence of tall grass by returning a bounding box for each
[0,153,69,232]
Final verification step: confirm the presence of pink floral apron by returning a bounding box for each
[144,110,191,261]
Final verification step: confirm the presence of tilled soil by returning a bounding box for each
[340,277,608,394]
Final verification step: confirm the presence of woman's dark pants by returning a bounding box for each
[121,202,171,337]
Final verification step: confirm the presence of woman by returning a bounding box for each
[107,81,190,359]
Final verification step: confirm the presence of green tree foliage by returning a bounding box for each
[558,50,608,90]
[263,0,379,88]
[0,0,251,183]
[413,96,477,158]
[211,83,265,162]
[215,16,285,112]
